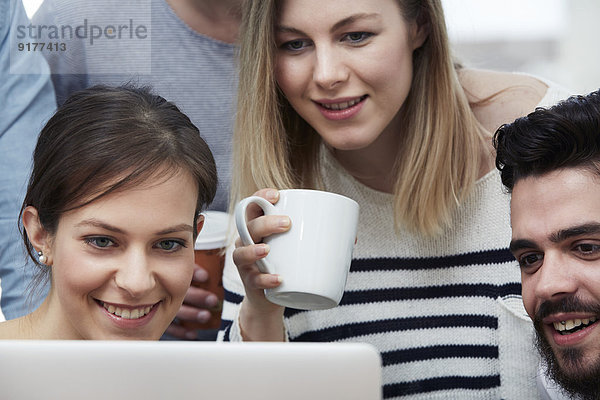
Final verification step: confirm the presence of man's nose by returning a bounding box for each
[533,252,578,302]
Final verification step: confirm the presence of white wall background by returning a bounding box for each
[443,0,599,94]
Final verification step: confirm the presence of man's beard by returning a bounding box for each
[534,296,600,400]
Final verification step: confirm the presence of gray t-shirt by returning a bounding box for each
[32,0,237,211]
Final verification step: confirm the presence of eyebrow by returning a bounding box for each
[276,13,381,36]
[549,222,600,243]
[155,224,195,235]
[75,219,194,235]
[509,222,600,253]
[509,239,537,254]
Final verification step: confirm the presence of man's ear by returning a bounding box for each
[22,206,52,265]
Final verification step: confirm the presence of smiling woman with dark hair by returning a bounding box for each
[0,85,218,340]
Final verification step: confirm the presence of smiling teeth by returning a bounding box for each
[320,97,363,110]
[103,303,152,319]
[553,317,597,332]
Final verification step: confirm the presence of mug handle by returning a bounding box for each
[234,196,276,274]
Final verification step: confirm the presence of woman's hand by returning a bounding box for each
[233,188,290,340]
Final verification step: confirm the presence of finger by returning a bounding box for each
[237,259,282,290]
[183,285,219,309]
[233,243,270,268]
[238,269,282,309]
[165,324,198,341]
[191,265,208,283]
[176,303,212,324]
[244,214,291,243]
[248,271,282,289]
[243,189,280,221]
[232,244,281,295]
[253,188,280,203]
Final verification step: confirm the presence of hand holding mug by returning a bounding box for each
[235,189,359,310]
[232,189,289,315]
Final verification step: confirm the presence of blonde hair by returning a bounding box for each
[231,0,486,236]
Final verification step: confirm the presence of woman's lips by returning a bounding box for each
[314,95,367,120]
[96,299,160,328]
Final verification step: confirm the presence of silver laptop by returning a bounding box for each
[0,341,382,400]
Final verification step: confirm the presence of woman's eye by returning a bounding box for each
[343,32,373,43]
[85,237,115,248]
[156,240,184,251]
[518,253,543,270]
[281,39,310,52]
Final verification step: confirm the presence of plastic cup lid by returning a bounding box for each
[195,211,230,250]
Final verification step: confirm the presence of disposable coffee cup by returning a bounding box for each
[181,210,229,330]
[235,189,359,310]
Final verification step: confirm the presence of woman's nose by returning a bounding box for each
[114,250,156,298]
[312,45,349,90]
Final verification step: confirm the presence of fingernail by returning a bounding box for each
[185,331,197,340]
[194,268,208,281]
[197,310,211,323]
[273,275,283,284]
[255,244,269,256]
[205,294,218,308]
[266,190,279,201]
[279,217,290,228]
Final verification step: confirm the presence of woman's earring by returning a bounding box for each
[38,251,47,264]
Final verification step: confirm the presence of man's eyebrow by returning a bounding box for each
[509,222,600,253]
[509,239,538,254]
[276,13,381,35]
[549,223,600,243]
[75,219,193,235]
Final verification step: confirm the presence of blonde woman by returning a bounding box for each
[221,0,568,397]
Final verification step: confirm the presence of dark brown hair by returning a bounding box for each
[494,89,600,191]
[20,84,218,277]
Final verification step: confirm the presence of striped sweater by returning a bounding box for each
[220,151,539,398]
[219,82,567,399]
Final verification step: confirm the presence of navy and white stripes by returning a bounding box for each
[221,250,532,398]
[219,148,544,398]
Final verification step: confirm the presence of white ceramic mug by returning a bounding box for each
[235,189,359,310]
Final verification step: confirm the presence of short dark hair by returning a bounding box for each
[494,89,600,191]
[20,84,218,270]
